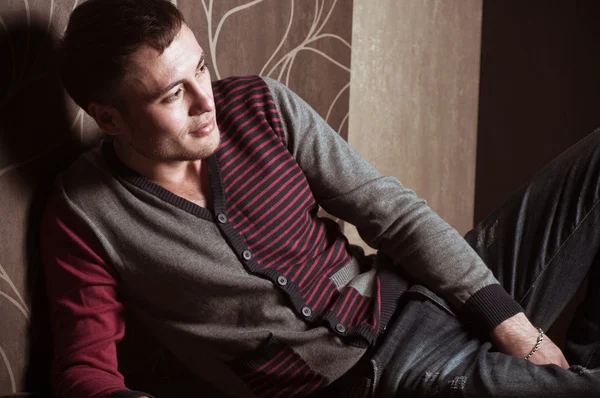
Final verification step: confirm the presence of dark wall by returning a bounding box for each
[475,0,600,223]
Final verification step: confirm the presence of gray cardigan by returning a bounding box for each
[44,76,520,398]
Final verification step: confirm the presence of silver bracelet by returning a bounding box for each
[524,327,545,360]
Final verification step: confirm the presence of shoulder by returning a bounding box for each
[210,75,298,107]
[211,75,269,98]
[57,144,110,200]
[50,142,129,224]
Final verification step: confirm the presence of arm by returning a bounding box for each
[41,191,152,398]
[264,77,570,367]
[264,77,520,326]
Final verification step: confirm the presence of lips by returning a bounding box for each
[190,116,215,136]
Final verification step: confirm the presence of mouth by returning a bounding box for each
[190,116,216,137]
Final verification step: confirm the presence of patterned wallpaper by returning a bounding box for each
[0,0,352,394]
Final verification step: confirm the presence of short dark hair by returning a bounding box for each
[59,0,185,111]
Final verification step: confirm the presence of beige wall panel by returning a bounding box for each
[347,0,482,249]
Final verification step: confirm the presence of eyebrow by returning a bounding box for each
[152,51,206,100]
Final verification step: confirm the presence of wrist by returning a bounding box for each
[490,312,540,357]
[524,328,545,360]
[490,312,569,369]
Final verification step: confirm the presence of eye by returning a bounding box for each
[196,64,209,77]
[165,87,183,103]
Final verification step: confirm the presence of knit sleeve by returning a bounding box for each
[262,76,522,331]
[41,186,154,398]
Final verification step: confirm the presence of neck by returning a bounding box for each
[112,137,213,208]
[113,137,203,185]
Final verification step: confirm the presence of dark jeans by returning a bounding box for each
[377,128,600,397]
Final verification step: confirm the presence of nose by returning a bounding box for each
[188,82,214,116]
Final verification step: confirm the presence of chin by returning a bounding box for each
[202,132,221,156]
[183,134,221,160]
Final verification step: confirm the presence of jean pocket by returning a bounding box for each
[228,333,328,398]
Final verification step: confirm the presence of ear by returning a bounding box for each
[88,102,125,136]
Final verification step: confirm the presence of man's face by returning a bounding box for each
[114,24,220,162]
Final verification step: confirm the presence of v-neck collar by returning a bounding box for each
[101,137,225,222]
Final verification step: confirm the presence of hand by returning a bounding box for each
[490,312,569,369]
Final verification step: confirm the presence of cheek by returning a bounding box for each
[203,82,216,106]
[145,105,190,135]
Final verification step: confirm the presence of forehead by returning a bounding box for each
[124,25,203,96]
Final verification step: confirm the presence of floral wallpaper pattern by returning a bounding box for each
[0,0,353,393]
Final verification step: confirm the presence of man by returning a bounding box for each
[41,0,599,397]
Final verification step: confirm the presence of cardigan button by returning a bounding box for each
[242,250,252,261]
[217,213,228,224]
[301,307,312,317]
[277,275,288,286]
[335,324,346,334]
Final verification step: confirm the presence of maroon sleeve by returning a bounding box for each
[41,195,149,398]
